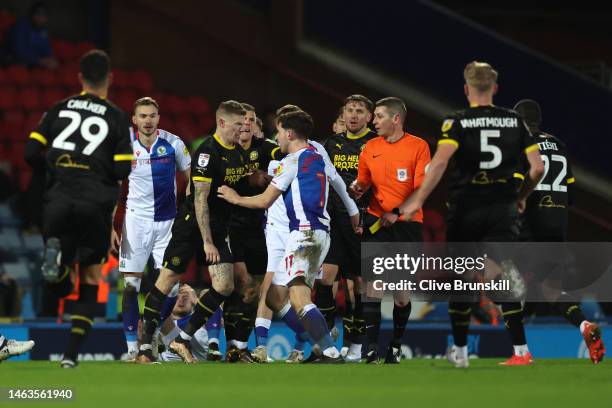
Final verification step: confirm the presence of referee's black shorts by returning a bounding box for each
[362,212,423,243]
[163,203,232,274]
[324,211,361,277]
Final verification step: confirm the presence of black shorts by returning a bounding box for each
[163,204,232,274]
[446,200,519,243]
[229,227,267,275]
[324,212,361,277]
[362,212,423,243]
[43,198,111,268]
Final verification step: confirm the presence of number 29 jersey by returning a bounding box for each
[439,105,537,203]
[29,92,133,208]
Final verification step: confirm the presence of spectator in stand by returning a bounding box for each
[6,2,59,69]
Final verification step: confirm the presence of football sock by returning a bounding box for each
[140,286,167,347]
[315,283,335,330]
[449,301,471,347]
[63,284,98,361]
[222,292,241,344]
[364,301,381,352]
[159,283,179,322]
[48,265,74,298]
[205,307,222,344]
[513,344,530,357]
[351,294,365,345]
[255,318,272,347]
[233,295,257,344]
[294,334,306,352]
[299,303,336,353]
[122,277,141,353]
[554,294,586,328]
[278,302,309,343]
[342,292,354,348]
[501,302,527,346]
[183,287,227,337]
[392,302,411,347]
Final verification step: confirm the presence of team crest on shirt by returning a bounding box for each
[249,150,258,161]
[135,150,141,157]
[171,257,181,266]
[157,146,167,155]
[441,119,454,133]
[275,164,283,175]
[397,168,408,182]
[198,153,210,167]
[183,146,189,156]
[360,144,366,152]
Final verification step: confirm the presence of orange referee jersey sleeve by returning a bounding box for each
[357,133,431,223]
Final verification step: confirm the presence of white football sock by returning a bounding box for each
[580,320,589,334]
[456,345,468,359]
[513,344,529,356]
[322,346,340,358]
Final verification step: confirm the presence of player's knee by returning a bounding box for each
[214,280,234,296]
[394,299,410,308]
[157,268,180,292]
[124,276,142,294]
[321,264,338,285]
[265,289,283,312]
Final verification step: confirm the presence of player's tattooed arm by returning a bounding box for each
[194,180,220,263]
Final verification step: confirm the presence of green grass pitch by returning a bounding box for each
[0,359,609,407]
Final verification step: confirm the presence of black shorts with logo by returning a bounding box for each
[163,202,232,274]
[43,197,112,268]
[229,227,267,275]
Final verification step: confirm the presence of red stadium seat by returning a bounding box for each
[130,70,154,93]
[0,68,8,85]
[58,64,79,88]
[164,95,187,115]
[30,68,56,87]
[112,69,131,90]
[150,92,166,108]
[0,10,16,31]
[25,110,44,133]
[17,87,41,110]
[6,65,30,86]
[3,109,25,124]
[0,121,23,141]
[114,89,139,112]
[200,113,215,134]
[158,116,175,132]
[0,85,16,110]
[186,95,210,116]
[174,115,199,142]
[51,39,72,62]
[41,87,66,108]
[75,41,96,57]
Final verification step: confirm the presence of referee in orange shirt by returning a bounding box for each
[350,97,430,363]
